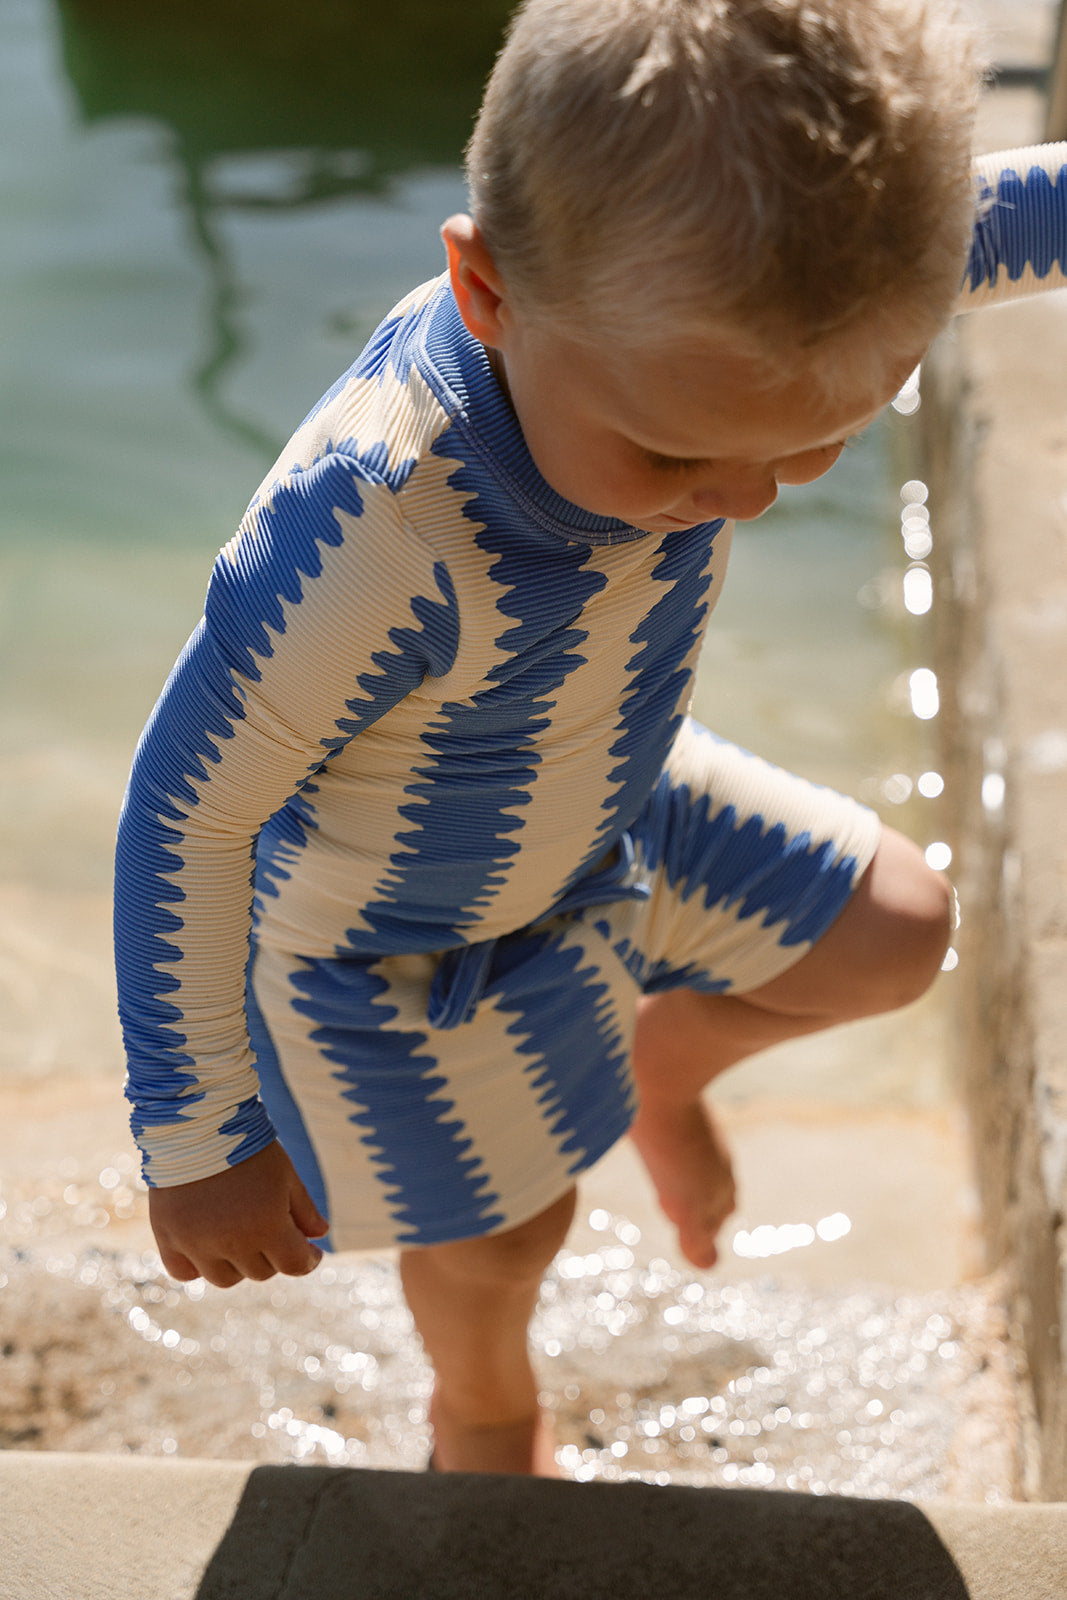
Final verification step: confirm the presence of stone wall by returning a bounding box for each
[922,290,1067,1500]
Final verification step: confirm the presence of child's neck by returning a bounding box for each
[484,343,513,410]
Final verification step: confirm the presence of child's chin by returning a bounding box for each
[640,513,703,533]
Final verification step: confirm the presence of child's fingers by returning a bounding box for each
[155,1227,247,1287]
[195,1256,246,1289]
[257,1210,324,1277]
[192,1221,322,1284]
[290,1181,330,1241]
[222,1218,322,1281]
[177,1242,311,1288]
[147,1143,325,1286]
[270,1236,324,1278]
[155,1240,203,1282]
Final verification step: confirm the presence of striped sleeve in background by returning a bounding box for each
[958,142,1067,310]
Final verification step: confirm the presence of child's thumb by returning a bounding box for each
[291,1182,330,1240]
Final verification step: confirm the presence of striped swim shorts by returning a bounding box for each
[247,719,880,1252]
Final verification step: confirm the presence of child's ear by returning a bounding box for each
[441,215,509,347]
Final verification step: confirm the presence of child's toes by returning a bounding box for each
[682,1232,720,1270]
[680,1209,729,1269]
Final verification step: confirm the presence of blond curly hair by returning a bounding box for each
[466,0,981,373]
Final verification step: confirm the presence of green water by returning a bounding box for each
[0,0,937,954]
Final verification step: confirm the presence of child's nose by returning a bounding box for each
[688,468,778,523]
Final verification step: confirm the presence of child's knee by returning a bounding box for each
[851,827,952,1011]
[891,867,952,1006]
[433,1188,577,1289]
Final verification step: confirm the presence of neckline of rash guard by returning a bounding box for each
[414,281,678,549]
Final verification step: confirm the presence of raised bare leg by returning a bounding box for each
[400,1186,576,1475]
[630,826,952,1268]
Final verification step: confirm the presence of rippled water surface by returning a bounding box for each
[2,1187,1020,1500]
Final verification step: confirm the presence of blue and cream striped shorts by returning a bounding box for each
[247,720,880,1252]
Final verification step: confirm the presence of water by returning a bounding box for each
[0,0,1014,1490]
[0,1218,1020,1499]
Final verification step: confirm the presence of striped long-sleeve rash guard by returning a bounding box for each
[115,277,730,1188]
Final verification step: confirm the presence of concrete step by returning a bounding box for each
[2,1452,1064,1600]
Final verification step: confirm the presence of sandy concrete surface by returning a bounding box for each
[4,1449,1066,1600]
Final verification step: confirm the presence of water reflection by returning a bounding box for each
[57,0,513,172]
[892,366,922,417]
[982,771,1007,812]
[910,667,940,721]
[903,564,933,615]
[904,520,934,561]
[733,1213,853,1260]
[55,0,513,451]
[0,1193,1020,1500]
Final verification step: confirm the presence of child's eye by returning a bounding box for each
[643,450,707,473]
[810,438,849,458]
[798,436,856,466]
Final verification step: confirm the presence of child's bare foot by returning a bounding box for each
[428,1395,560,1476]
[629,1095,736,1269]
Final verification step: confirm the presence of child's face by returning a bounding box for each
[493,318,921,532]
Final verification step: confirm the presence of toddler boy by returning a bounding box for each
[115,0,978,1474]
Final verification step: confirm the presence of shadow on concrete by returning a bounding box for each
[193,1467,970,1600]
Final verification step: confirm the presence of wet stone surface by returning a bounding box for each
[0,1185,1022,1501]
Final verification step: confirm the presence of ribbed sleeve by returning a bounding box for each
[957,143,1067,313]
[115,453,459,1186]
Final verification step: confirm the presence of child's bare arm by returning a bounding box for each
[148,1141,329,1288]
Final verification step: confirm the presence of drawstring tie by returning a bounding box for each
[426,832,651,1029]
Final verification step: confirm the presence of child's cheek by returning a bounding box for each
[777,445,846,488]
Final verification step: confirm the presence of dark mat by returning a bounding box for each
[195,1465,971,1600]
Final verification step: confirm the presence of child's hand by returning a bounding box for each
[148,1140,329,1288]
